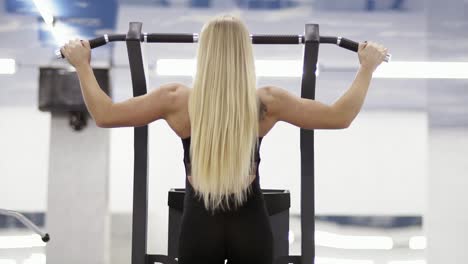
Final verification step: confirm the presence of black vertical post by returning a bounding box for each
[126,22,149,264]
[300,24,319,264]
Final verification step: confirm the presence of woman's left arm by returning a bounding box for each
[61,39,180,128]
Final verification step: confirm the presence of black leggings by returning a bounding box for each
[178,178,273,264]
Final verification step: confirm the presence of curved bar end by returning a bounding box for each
[55,49,64,59]
[42,233,50,243]
[384,53,392,63]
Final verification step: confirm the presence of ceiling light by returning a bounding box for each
[32,0,54,25]
[32,0,73,46]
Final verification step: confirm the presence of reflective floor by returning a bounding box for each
[0,215,425,264]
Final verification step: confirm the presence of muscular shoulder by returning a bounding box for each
[159,83,190,97]
[157,83,190,113]
[257,86,283,120]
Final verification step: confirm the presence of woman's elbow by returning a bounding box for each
[95,116,144,128]
[327,107,353,129]
[341,116,356,129]
[95,120,109,128]
[332,117,352,129]
[339,119,352,129]
[94,117,114,128]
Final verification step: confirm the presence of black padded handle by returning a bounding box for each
[339,37,391,62]
[55,34,126,59]
[89,36,107,49]
[339,37,359,52]
[56,37,107,59]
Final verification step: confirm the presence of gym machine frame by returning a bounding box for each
[0,209,50,242]
[58,22,390,264]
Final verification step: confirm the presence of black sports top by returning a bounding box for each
[181,136,264,178]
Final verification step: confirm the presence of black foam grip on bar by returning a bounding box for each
[146,33,194,43]
[339,37,359,52]
[252,35,302,44]
[89,36,107,49]
[57,34,126,58]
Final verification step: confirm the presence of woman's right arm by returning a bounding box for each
[260,41,388,130]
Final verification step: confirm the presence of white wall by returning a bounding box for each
[426,129,468,264]
[237,111,428,216]
[0,107,50,211]
[315,111,428,215]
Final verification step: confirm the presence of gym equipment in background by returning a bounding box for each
[0,209,50,243]
[38,67,110,131]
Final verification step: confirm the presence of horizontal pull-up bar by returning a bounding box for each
[56,33,392,62]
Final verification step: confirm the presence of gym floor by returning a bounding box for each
[0,216,424,264]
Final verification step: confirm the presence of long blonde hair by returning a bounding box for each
[188,15,259,212]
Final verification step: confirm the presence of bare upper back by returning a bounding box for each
[164,84,277,139]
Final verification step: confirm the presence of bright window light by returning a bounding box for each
[0,235,46,249]
[48,22,80,46]
[0,259,16,264]
[0,59,16,74]
[374,61,468,79]
[409,236,427,250]
[157,59,468,79]
[23,253,46,264]
[388,260,426,264]
[288,230,295,244]
[157,59,195,76]
[156,59,318,77]
[255,59,304,77]
[32,0,54,25]
[32,0,74,46]
[316,257,374,264]
[315,230,393,250]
